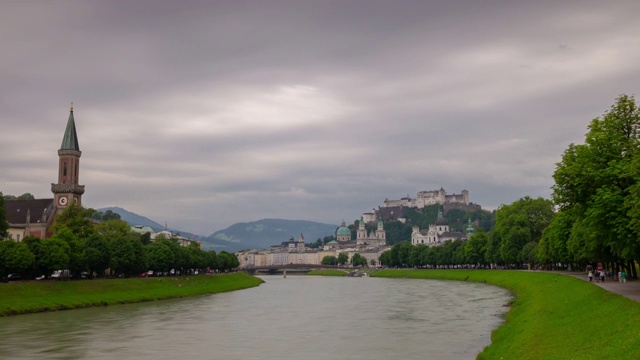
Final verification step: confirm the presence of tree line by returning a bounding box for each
[0,202,238,280]
[380,95,640,279]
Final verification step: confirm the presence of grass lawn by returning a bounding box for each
[0,272,263,316]
[307,269,348,276]
[367,269,640,360]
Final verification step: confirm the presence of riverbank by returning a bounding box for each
[314,269,640,359]
[0,273,264,317]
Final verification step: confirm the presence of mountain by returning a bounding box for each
[205,218,338,252]
[96,206,205,242]
[95,208,337,252]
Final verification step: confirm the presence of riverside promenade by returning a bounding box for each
[561,271,640,302]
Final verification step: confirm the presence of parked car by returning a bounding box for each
[7,274,21,281]
[51,270,70,279]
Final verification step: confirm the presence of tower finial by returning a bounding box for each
[70,102,74,112]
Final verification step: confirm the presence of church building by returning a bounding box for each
[411,209,467,246]
[5,104,85,240]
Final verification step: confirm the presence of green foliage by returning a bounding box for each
[39,238,70,276]
[0,241,34,277]
[85,235,111,278]
[350,253,367,267]
[336,252,349,265]
[321,255,337,265]
[495,196,554,264]
[52,202,95,239]
[550,94,640,266]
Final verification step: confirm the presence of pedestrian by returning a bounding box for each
[600,270,605,282]
[618,271,622,283]
[588,270,593,282]
[621,271,627,283]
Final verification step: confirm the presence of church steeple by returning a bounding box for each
[60,103,80,151]
[52,103,85,213]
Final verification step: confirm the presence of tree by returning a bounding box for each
[85,234,111,278]
[337,252,349,266]
[52,202,95,239]
[0,193,8,239]
[350,253,367,267]
[39,238,70,277]
[464,230,488,266]
[552,95,640,275]
[321,255,337,265]
[110,237,145,277]
[145,241,174,273]
[50,228,86,277]
[495,196,554,265]
[0,241,33,277]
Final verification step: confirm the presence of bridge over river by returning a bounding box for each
[241,264,355,275]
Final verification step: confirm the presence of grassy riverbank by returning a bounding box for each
[0,273,263,317]
[367,269,640,359]
[307,269,348,276]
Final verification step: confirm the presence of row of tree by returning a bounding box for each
[320,253,368,267]
[380,96,640,278]
[0,202,239,279]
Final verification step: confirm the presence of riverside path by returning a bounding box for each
[561,271,640,302]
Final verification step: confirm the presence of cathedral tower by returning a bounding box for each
[51,103,85,213]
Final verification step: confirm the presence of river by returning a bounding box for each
[0,275,511,359]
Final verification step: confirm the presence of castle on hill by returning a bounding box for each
[362,187,481,223]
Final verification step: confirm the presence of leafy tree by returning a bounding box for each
[95,219,134,242]
[350,253,367,267]
[52,202,95,239]
[145,241,174,273]
[495,196,554,265]
[552,95,640,276]
[0,241,33,277]
[85,234,111,278]
[337,252,349,265]
[321,255,337,265]
[50,228,86,277]
[39,238,70,277]
[140,232,152,246]
[110,237,145,277]
[464,230,488,266]
[22,235,46,277]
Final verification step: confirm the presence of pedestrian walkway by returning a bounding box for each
[562,271,640,302]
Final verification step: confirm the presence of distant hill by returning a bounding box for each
[96,206,205,242]
[95,208,337,252]
[205,219,338,252]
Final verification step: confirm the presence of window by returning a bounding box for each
[63,162,67,176]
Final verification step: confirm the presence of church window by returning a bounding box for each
[63,162,67,176]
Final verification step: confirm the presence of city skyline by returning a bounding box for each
[1,1,639,235]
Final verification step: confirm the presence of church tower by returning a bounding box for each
[51,103,85,213]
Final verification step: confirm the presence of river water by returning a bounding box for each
[0,275,511,360]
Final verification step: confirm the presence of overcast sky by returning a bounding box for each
[1,1,639,236]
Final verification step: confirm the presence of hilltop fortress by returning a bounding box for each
[363,187,481,223]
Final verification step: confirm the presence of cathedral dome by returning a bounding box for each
[337,225,351,236]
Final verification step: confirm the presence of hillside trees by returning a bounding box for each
[495,196,555,265]
[548,95,640,276]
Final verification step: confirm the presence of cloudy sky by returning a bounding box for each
[1,1,639,236]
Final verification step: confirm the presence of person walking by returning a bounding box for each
[600,270,606,282]
[621,271,627,283]
[618,271,622,283]
[588,270,593,282]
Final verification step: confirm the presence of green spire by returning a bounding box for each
[60,103,80,151]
